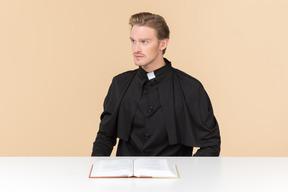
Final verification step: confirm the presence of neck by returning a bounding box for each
[141,57,166,72]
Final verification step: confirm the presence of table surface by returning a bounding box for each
[0,157,287,192]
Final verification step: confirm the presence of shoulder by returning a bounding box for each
[172,67,210,102]
[165,57,203,88]
[113,69,137,80]
[172,67,204,89]
[110,69,138,88]
[104,69,138,100]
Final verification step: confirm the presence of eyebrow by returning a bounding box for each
[130,37,152,41]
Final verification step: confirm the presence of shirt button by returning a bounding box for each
[148,106,153,113]
[144,133,150,139]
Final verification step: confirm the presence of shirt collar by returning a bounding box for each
[138,58,172,83]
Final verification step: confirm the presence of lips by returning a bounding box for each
[134,54,144,59]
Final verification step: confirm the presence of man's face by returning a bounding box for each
[130,25,167,71]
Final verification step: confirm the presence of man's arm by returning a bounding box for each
[193,145,220,156]
[91,71,137,156]
[91,130,116,156]
[187,80,221,157]
[91,77,119,156]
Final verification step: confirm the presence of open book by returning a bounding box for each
[89,158,179,178]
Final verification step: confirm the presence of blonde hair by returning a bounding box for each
[129,12,170,54]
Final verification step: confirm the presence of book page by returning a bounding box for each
[133,159,178,178]
[90,159,133,177]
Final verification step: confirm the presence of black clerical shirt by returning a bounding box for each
[116,64,193,156]
[92,58,221,156]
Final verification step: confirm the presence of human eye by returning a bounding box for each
[142,40,148,44]
[131,39,136,44]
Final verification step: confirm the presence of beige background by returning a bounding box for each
[0,0,287,156]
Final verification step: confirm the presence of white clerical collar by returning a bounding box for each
[147,71,156,80]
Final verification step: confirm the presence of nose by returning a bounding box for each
[132,42,141,53]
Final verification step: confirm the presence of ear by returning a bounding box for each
[159,39,169,51]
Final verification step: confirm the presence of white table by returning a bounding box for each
[0,157,287,192]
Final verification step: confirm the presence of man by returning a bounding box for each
[92,12,220,156]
